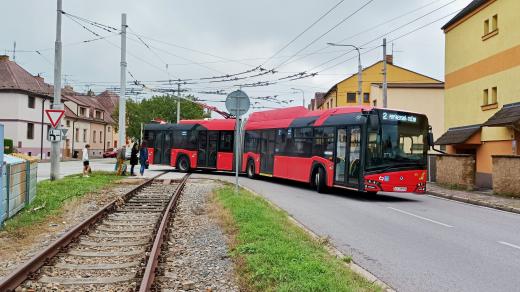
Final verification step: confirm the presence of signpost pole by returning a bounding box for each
[50,0,63,181]
[235,97,240,193]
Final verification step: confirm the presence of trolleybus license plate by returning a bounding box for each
[393,186,407,192]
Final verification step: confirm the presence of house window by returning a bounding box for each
[347,92,356,103]
[492,14,498,31]
[93,130,96,143]
[484,19,490,35]
[95,110,102,119]
[108,126,111,133]
[482,89,489,105]
[27,123,34,139]
[363,93,370,103]
[99,131,103,143]
[75,128,79,142]
[66,120,70,127]
[79,107,86,117]
[28,96,35,108]
[491,86,497,104]
[107,141,111,148]
[83,129,87,142]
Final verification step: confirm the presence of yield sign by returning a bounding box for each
[45,109,65,128]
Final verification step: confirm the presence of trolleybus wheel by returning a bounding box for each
[177,156,190,173]
[315,167,327,193]
[247,159,256,179]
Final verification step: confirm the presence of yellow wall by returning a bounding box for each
[318,61,441,109]
[369,85,445,141]
[444,0,520,141]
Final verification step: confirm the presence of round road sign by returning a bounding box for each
[225,89,250,117]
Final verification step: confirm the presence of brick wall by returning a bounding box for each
[492,155,520,197]
[435,154,475,190]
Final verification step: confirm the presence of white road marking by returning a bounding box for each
[387,207,454,228]
[498,241,520,250]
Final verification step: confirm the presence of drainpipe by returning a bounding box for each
[72,120,75,158]
[40,97,45,160]
[103,124,107,152]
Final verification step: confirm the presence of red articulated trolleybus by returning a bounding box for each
[143,119,236,172]
[242,106,432,194]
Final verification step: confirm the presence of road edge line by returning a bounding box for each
[427,190,520,215]
[233,182,395,292]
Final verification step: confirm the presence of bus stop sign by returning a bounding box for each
[226,90,250,117]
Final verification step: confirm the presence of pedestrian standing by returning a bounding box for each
[116,145,126,176]
[139,141,149,176]
[82,144,91,177]
[130,143,139,176]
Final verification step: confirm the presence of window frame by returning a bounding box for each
[28,96,36,109]
[346,92,357,103]
[27,123,34,139]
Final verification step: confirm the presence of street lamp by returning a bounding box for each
[291,88,305,108]
[327,43,363,105]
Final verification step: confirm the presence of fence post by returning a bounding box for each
[0,124,4,226]
[25,160,30,207]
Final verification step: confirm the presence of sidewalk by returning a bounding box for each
[427,182,520,214]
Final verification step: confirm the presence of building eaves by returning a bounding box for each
[442,0,489,31]
[483,102,520,127]
[435,124,482,145]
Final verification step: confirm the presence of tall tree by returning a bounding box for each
[112,95,208,140]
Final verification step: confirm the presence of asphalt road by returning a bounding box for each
[193,172,520,292]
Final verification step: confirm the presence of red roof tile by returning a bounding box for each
[0,55,53,96]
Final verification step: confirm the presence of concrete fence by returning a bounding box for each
[492,155,520,197]
[434,154,476,190]
[0,154,38,226]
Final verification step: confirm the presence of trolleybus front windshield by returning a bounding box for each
[366,111,428,171]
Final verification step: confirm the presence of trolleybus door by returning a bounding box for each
[153,131,164,164]
[334,126,361,188]
[197,130,218,168]
[162,132,172,166]
[260,130,276,174]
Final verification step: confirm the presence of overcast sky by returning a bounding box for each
[1,0,471,113]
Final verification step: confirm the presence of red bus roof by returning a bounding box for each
[179,119,236,130]
[245,106,374,130]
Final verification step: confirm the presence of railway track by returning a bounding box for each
[0,173,189,292]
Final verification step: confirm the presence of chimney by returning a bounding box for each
[34,74,44,83]
[385,54,393,65]
[64,85,74,92]
[0,55,9,62]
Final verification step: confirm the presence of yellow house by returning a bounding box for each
[436,0,520,188]
[318,56,442,109]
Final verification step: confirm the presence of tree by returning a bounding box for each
[112,95,209,140]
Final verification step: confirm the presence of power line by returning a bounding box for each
[260,0,346,67]
[272,0,375,70]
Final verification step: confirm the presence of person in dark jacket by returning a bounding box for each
[139,141,149,176]
[130,143,139,176]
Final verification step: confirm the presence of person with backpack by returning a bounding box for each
[139,141,149,176]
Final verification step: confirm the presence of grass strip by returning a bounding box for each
[215,186,380,292]
[2,171,119,232]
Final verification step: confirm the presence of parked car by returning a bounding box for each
[102,148,117,158]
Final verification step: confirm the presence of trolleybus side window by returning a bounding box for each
[244,131,260,153]
[219,131,234,152]
[313,127,335,160]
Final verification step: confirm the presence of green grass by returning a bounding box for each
[215,186,380,292]
[2,171,120,232]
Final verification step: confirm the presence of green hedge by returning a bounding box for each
[4,139,13,154]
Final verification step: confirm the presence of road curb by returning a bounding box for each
[233,182,395,292]
[427,190,520,215]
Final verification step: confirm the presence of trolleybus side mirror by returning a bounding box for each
[427,132,434,147]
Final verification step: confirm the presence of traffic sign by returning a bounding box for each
[45,109,65,128]
[225,90,250,117]
[47,129,62,142]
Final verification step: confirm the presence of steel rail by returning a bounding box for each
[139,173,190,292]
[0,172,165,292]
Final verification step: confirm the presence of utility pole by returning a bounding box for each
[176,83,181,123]
[50,0,63,181]
[118,13,127,147]
[382,38,388,108]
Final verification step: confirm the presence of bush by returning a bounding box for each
[4,139,13,154]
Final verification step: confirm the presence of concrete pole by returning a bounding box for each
[50,0,63,181]
[176,83,180,123]
[382,38,388,108]
[118,13,127,147]
[356,48,362,106]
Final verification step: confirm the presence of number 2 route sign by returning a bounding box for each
[45,109,65,128]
